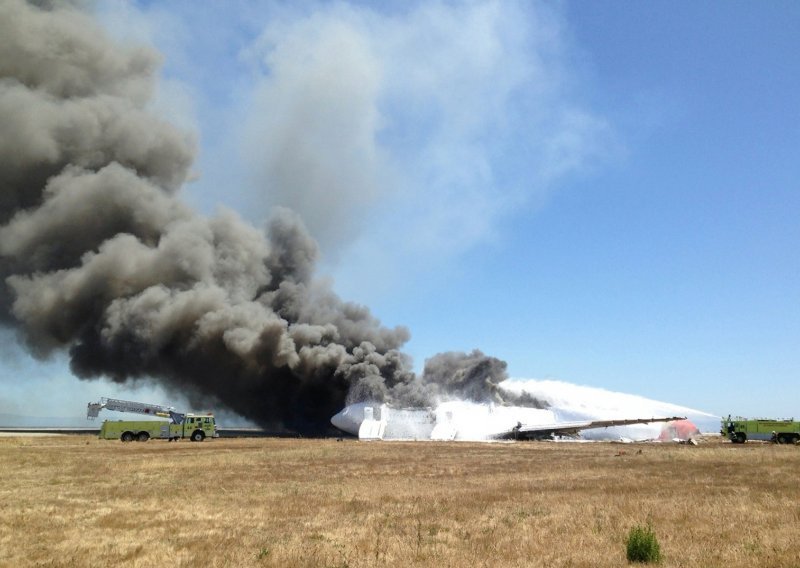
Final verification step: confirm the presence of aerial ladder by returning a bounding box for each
[87,397,215,442]
[87,397,185,424]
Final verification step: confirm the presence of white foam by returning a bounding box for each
[433,400,556,441]
[501,378,719,438]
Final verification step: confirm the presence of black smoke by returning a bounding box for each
[421,350,548,408]
[0,0,544,434]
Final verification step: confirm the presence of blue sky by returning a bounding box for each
[2,1,798,421]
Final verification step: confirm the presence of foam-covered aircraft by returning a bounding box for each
[331,400,685,441]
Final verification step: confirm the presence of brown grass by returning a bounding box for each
[0,435,798,567]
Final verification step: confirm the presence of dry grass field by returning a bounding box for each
[1,435,799,568]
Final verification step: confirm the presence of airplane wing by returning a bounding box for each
[495,416,687,440]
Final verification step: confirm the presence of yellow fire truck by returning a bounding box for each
[88,397,217,442]
[721,415,800,444]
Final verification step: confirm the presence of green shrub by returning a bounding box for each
[626,523,662,563]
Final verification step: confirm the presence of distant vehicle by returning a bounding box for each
[331,401,684,441]
[87,397,217,442]
[721,415,800,444]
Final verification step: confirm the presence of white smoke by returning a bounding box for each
[237,1,616,276]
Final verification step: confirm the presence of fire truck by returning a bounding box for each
[87,397,217,442]
[721,415,800,444]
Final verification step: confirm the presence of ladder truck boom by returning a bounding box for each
[87,397,185,423]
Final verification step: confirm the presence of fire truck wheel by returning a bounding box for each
[735,433,746,444]
[120,431,134,442]
[190,430,205,442]
[136,432,150,442]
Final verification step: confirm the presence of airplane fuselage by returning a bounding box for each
[332,400,560,441]
[331,400,688,441]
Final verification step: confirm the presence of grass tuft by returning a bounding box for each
[626,523,661,563]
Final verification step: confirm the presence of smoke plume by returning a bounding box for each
[0,1,542,433]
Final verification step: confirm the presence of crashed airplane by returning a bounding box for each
[331,400,685,441]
